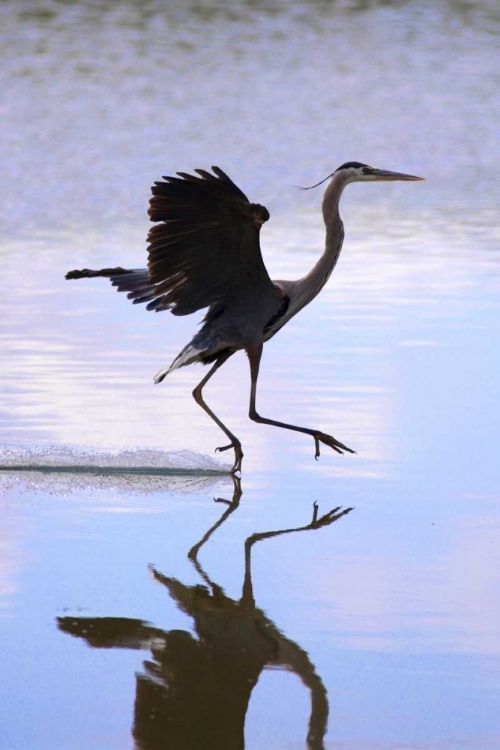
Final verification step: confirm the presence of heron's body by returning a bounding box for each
[67,162,422,472]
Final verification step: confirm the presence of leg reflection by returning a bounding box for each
[57,482,352,750]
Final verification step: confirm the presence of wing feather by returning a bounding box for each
[145,166,274,316]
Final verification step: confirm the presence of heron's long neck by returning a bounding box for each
[293,173,347,308]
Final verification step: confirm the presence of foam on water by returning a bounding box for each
[0,445,231,495]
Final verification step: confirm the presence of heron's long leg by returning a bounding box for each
[192,351,243,473]
[246,344,355,459]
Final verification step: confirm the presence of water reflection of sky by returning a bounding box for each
[3,206,498,473]
[1,1,500,748]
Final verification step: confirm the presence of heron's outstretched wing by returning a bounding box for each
[145,166,275,316]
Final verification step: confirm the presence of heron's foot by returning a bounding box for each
[215,441,244,474]
[310,502,354,529]
[313,432,356,459]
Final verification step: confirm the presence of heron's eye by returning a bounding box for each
[362,167,371,175]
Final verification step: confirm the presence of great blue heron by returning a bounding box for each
[66,162,423,472]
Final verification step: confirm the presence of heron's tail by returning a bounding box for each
[154,325,225,383]
[153,344,205,384]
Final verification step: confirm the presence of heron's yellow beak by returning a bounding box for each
[369,168,424,181]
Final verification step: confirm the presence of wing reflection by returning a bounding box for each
[57,478,352,749]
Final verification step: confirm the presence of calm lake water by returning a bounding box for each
[1,1,500,748]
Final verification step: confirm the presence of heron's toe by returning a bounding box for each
[314,432,356,459]
[215,441,243,474]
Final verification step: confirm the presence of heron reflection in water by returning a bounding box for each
[58,481,352,749]
[66,163,423,472]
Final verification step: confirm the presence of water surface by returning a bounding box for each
[1,2,500,748]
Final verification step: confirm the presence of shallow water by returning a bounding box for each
[1,1,500,748]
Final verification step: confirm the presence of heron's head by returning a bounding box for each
[335,161,424,184]
[298,162,424,191]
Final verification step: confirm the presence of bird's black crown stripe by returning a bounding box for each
[336,161,368,171]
